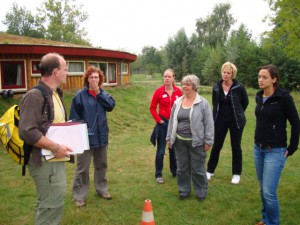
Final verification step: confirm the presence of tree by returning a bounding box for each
[130,57,143,74]
[266,0,300,61]
[165,28,191,81]
[37,0,90,45]
[3,3,44,38]
[195,3,235,47]
[140,46,163,75]
[259,0,300,90]
[190,3,235,85]
[261,38,300,91]
[4,0,91,45]
[201,44,225,85]
[224,24,262,87]
[190,45,211,85]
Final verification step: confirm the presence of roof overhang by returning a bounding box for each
[0,44,137,62]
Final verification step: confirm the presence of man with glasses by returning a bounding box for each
[19,53,73,225]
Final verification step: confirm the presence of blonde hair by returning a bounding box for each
[221,62,237,79]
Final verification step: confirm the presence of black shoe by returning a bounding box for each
[178,195,189,200]
[196,196,206,202]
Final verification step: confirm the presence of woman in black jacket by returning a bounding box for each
[254,65,299,225]
[207,62,249,184]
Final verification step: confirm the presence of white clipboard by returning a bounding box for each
[42,122,90,160]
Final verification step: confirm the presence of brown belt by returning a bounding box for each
[259,143,272,150]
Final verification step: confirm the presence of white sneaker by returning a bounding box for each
[206,172,214,180]
[231,175,240,184]
[156,177,164,184]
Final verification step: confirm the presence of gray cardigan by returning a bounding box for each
[166,94,214,147]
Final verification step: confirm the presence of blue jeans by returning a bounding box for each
[254,144,287,225]
[155,120,177,178]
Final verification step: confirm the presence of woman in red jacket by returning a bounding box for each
[150,69,182,184]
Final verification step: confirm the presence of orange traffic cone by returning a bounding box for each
[140,199,155,225]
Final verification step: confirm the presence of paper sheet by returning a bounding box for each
[42,122,90,160]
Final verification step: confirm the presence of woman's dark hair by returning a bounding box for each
[83,66,105,87]
[259,64,280,88]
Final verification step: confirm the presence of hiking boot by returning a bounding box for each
[255,221,266,225]
[231,175,240,184]
[75,200,85,207]
[206,172,214,180]
[196,196,206,202]
[100,193,112,200]
[156,177,164,184]
[178,195,189,200]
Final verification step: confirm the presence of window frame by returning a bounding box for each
[31,60,41,77]
[121,63,129,74]
[89,61,117,84]
[0,60,26,89]
[67,61,85,76]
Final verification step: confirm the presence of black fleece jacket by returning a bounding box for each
[255,88,300,156]
[212,79,249,129]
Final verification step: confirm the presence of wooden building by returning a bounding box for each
[0,33,137,93]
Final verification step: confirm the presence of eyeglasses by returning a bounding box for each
[56,67,68,72]
[88,76,100,80]
[181,82,192,86]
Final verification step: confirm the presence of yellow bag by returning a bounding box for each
[0,105,31,167]
[1,85,55,175]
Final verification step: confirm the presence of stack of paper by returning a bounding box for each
[42,122,90,161]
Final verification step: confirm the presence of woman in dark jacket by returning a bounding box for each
[207,62,249,184]
[254,65,299,225]
[70,66,115,207]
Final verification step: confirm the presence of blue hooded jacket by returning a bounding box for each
[69,85,115,148]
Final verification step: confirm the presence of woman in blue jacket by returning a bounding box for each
[70,66,115,207]
[254,65,299,225]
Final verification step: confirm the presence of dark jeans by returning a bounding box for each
[155,121,177,178]
[207,117,244,175]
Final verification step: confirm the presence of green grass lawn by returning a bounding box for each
[0,81,300,225]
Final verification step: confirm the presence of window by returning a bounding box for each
[89,62,116,84]
[99,63,107,80]
[0,61,26,89]
[89,62,98,67]
[67,61,85,75]
[108,63,116,83]
[122,63,128,74]
[31,60,41,76]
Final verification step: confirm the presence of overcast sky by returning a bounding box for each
[0,0,272,55]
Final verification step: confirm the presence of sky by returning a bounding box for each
[0,0,272,55]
